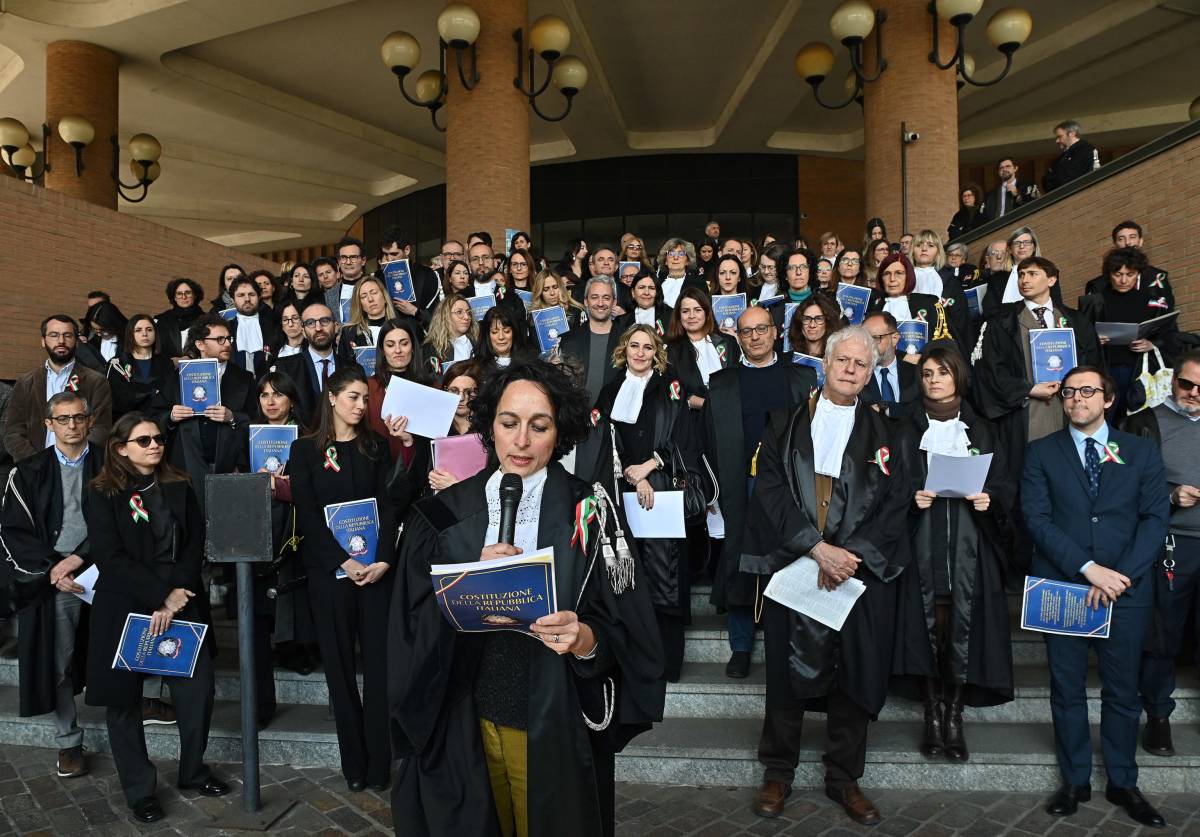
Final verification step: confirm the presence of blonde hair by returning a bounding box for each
[620,236,652,271]
[911,229,946,269]
[612,323,668,374]
[424,294,479,357]
[348,276,397,330]
[531,269,583,312]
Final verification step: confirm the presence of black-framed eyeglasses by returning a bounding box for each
[800,315,825,325]
[203,335,234,345]
[1060,386,1103,400]
[736,324,774,337]
[1174,377,1200,394]
[281,315,301,325]
[126,434,166,448]
[870,331,897,342]
[174,289,195,297]
[302,317,335,328]
[448,387,477,398]
[49,413,90,426]
[337,254,363,262]
[44,331,76,341]
[786,265,809,273]
[1012,238,1035,247]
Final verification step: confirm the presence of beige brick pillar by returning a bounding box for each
[45,41,119,209]
[445,0,530,246]
[862,0,957,237]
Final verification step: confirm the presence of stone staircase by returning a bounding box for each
[0,585,1196,792]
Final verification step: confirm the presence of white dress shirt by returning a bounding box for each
[811,395,857,478]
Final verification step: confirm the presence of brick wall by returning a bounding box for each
[798,156,867,248]
[957,133,1199,332]
[0,175,277,379]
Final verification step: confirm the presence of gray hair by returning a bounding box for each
[945,242,968,258]
[583,274,617,298]
[1055,119,1082,136]
[657,238,697,271]
[45,392,90,419]
[823,325,878,370]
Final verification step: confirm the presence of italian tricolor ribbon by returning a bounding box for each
[655,319,664,336]
[323,445,341,472]
[1100,442,1125,465]
[668,380,682,400]
[1149,273,1165,289]
[571,496,598,550]
[871,446,891,476]
[717,344,728,363]
[1148,297,1168,310]
[129,493,149,523]
[590,408,601,427]
[66,375,80,392]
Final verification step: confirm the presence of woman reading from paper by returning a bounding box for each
[388,359,665,837]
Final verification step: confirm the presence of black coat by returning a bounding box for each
[947,207,982,241]
[1083,266,1175,315]
[704,362,818,610]
[558,323,623,391]
[84,480,211,707]
[891,406,1015,708]
[979,180,1039,223]
[270,348,356,426]
[387,464,664,837]
[666,333,740,402]
[106,354,172,423]
[860,358,921,420]
[980,268,1065,319]
[162,363,255,493]
[0,446,102,715]
[867,290,972,362]
[740,400,913,714]
[226,311,280,376]
[154,305,205,358]
[1043,139,1097,192]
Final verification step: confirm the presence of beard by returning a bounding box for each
[45,344,76,364]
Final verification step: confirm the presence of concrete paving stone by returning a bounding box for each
[325,805,372,833]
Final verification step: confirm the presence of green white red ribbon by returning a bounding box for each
[1149,273,1165,289]
[129,493,149,523]
[1100,442,1125,465]
[669,380,682,400]
[571,495,598,551]
[323,445,341,472]
[590,408,600,427]
[871,446,891,476]
[655,319,664,336]
[717,344,728,363]
[66,375,80,392]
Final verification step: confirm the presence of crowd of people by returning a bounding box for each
[0,201,1195,835]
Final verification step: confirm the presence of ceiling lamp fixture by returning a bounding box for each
[794,0,888,110]
[928,1,1032,87]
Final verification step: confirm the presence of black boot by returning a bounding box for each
[920,678,944,758]
[943,682,968,761]
[1142,716,1175,757]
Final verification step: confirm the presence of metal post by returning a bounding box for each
[235,561,260,814]
[900,120,909,234]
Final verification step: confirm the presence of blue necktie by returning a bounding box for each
[879,367,896,403]
[1085,438,1101,499]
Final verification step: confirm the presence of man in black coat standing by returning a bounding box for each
[378,226,440,337]
[1043,120,1098,193]
[979,157,1040,223]
[705,306,817,679]
[740,325,912,826]
[861,312,920,420]
[0,391,102,779]
[271,304,347,425]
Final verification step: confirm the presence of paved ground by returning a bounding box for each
[0,743,1196,835]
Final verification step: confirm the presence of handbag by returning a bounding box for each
[1127,345,1172,414]
[669,445,717,524]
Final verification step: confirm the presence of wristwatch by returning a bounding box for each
[652,452,665,471]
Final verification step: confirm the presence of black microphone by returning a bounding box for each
[498,473,523,545]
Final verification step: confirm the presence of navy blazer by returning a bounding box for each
[1020,427,1169,608]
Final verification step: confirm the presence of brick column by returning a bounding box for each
[445,0,530,246]
[45,41,119,209]
[862,0,957,238]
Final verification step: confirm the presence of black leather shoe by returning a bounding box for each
[180,776,230,797]
[347,778,367,793]
[130,796,164,823]
[725,650,751,679]
[1045,783,1091,816]
[368,779,389,792]
[1106,786,1166,828]
[1142,716,1175,757]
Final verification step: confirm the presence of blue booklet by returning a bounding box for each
[177,358,220,411]
[897,320,929,356]
[382,259,416,303]
[781,303,799,351]
[469,294,496,321]
[338,297,352,324]
[112,614,208,678]
[504,228,519,255]
[431,549,558,634]
[514,289,533,310]
[711,293,747,333]
[836,283,871,325]
[791,353,825,386]
[964,284,987,319]
[354,346,377,376]
[326,498,380,579]
[1020,576,1112,638]
[249,424,298,474]
[531,307,570,355]
[1029,328,1077,384]
[218,307,237,322]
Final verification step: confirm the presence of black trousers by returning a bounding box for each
[254,613,277,719]
[656,611,684,683]
[757,689,871,789]
[1140,533,1200,719]
[308,567,392,784]
[105,648,215,805]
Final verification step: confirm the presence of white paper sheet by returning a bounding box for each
[621,491,686,538]
[71,564,99,605]
[763,556,865,631]
[1094,321,1139,345]
[924,452,992,498]
[379,376,461,440]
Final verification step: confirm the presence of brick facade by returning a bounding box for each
[44,41,119,210]
[798,155,867,247]
[0,175,277,379]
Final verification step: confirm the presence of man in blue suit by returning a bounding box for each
[1022,366,1170,828]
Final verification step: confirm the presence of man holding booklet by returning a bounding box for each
[1020,366,1170,826]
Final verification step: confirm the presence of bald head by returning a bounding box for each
[736,305,776,365]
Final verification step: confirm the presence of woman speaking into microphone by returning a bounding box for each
[388,359,665,837]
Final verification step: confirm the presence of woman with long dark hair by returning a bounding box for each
[271,301,306,359]
[388,359,664,837]
[477,305,536,378]
[285,262,324,315]
[209,263,245,313]
[154,277,205,358]
[627,272,671,337]
[787,293,845,361]
[367,319,431,464]
[555,238,588,288]
[85,412,226,823]
[665,286,739,413]
[947,184,983,241]
[425,360,484,494]
[288,367,396,791]
[107,314,172,422]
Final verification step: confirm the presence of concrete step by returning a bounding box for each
[615,716,1200,793]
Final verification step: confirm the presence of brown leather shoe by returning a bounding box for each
[56,746,87,778]
[752,780,792,818]
[825,783,881,825]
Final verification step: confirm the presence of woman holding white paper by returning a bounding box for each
[84,412,226,823]
[388,359,664,837]
[590,324,701,683]
[426,360,484,493]
[891,345,1014,763]
[287,366,396,792]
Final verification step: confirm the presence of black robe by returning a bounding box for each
[154,305,205,358]
[666,333,740,403]
[387,464,665,837]
[890,405,1015,708]
[867,290,972,363]
[740,400,913,715]
[106,353,172,423]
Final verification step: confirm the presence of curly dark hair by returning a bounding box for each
[165,277,204,306]
[1101,246,1149,281]
[470,359,591,462]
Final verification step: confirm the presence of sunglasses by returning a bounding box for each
[1177,377,1200,394]
[125,434,166,448]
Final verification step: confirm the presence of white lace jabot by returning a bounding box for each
[484,467,548,554]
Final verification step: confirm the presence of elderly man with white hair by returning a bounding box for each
[740,325,916,827]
